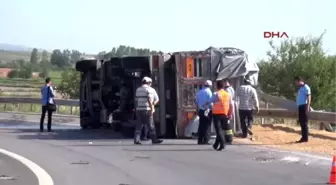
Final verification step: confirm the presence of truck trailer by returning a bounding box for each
[75,47,259,138]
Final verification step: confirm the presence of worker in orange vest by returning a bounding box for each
[204,80,233,151]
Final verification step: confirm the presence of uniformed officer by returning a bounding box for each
[134,77,163,145]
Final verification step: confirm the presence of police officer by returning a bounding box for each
[134,77,163,145]
[195,80,213,145]
[204,81,233,151]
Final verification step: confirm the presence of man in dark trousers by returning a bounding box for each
[237,78,259,139]
[40,77,55,132]
[195,80,213,145]
[295,76,311,143]
[134,77,163,145]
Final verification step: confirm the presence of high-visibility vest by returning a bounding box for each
[212,89,230,115]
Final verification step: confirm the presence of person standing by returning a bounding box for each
[223,79,235,144]
[40,77,56,132]
[237,78,259,138]
[134,77,163,145]
[195,80,213,145]
[295,76,311,143]
[204,81,233,151]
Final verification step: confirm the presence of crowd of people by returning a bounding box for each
[196,78,259,151]
[39,75,311,148]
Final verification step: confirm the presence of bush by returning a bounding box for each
[7,70,21,78]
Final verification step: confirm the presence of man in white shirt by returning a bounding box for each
[237,78,259,138]
[134,77,163,145]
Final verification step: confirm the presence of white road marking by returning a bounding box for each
[0,148,54,185]
[281,156,301,163]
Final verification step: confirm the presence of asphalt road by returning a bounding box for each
[0,113,332,185]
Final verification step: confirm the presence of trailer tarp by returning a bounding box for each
[209,47,259,86]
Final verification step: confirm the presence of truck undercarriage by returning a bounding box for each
[76,55,178,138]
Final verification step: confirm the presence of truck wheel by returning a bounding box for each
[81,124,89,129]
[76,60,97,72]
[91,123,102,129]
[80,117,88,129]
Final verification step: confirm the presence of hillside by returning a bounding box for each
[0,50,34,62]
[0,43,32,52]
[0,43,51,63]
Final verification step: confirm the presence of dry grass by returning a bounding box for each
[234,124,336,156]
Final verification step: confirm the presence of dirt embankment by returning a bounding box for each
[234,124,336,156]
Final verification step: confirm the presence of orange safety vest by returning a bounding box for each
[212,89,230,115]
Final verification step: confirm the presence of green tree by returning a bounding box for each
[57,68,80,99]
[41,50,49,63]
[39,67,49,78]
[258,33,336,111]
[7,70,20,78]
[30,48,38,64]
[70,50,81,64]
[50,49,64,67]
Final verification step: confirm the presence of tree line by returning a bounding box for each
[258,33,336,111]
[0,48,84,78]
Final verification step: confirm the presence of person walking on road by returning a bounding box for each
[204,81,233,151]
[40,77,56,132]
[195,80,213,145]
[294,76,311,143]
[223,79,235,144]
[134,77,163,145]
[237,78,259,139]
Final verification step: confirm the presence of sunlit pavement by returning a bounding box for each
[0,113,332,185]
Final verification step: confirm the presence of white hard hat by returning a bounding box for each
[205,80,212,86]
[142,76,152,83]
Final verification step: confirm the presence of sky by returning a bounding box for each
[0,0,335,62]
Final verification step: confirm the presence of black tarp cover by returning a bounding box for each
[208,47,259,85]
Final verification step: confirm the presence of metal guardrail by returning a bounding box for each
[0,97,335,123]
[0,97,79,106]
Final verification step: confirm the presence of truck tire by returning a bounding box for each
[80,112,101,129]
[80,117,90,129]
[81,124,88,129]
[76,60,97,72]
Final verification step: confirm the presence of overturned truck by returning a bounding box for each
[75,47,259,138]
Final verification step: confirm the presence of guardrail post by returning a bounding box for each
[70,106,73,115]
[261,102,269,125]
[3,103,6,111]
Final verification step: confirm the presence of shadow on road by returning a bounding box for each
[124,148,214,152]
[15,129,126,140]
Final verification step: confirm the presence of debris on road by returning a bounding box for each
[253,155,277,163]
[0,175,16,180]
[71,160,89,165]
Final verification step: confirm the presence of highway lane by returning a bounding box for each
[0,113,332,185]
